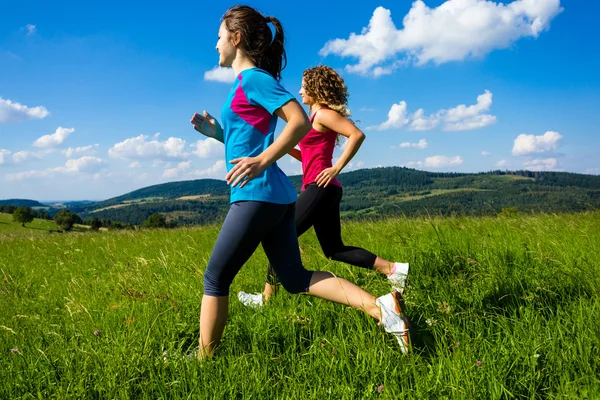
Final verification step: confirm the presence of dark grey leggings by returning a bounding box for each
[266,184,377,285]
[203,201,313,296]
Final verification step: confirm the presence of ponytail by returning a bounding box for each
[222,6,287,81]
[263,16,287,81]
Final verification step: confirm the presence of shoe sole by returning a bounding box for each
[392,291,411,352]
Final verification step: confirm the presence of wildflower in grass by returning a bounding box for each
[93,329,102,336]
[455,342,460,347]
[10,347,19,354]
[438,302,451,313]
[476,361,482,367]
[378,385,384,393]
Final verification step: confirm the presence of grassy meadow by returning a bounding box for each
[1,212,599,398]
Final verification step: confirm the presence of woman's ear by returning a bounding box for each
[231,31,241,47]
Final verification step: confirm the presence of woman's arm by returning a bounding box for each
[226,99,310,188]
[314,109,365,187]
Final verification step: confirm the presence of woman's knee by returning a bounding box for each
[279,270,313,294]
[203,270,230,297]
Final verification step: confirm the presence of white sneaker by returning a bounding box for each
[237,291,264,308]
[376,292,411,353]
[388,262,409,293]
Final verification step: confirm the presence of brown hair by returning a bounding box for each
[222,6,287,81]
[302,65,351,118]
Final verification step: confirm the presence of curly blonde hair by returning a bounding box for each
[302,65,351,118]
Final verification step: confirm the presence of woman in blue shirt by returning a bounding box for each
[190,5,411,358]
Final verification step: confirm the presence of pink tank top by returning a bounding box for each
[298,110,342,190]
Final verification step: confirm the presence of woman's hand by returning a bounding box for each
[315,166,340,187]
[190,111,224,142]
[226,156,268,188]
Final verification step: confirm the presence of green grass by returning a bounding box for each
[0,212,58,233]
[1,212,599,398]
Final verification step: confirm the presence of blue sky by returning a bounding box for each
[1,0,599,201]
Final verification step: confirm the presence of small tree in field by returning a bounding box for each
[89,218,102,231]
[13,206,36,227]
[143,213,167,228]
[54,209,80,231]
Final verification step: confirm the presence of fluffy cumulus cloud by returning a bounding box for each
[163,161,192,179]
[62,144,99,158]
[523,158,559,171]
[320,1,563,75]
[204,67,236,83]
[372,101,408,131]
[406,155,464,169]
[191,138,224,159]
[371,91,495,131]
[0,97,50,123]
[33,127,75,148]
[108,134,188,161]
[394,138,428,149]
[5,156,106,181]
[189,160,227,178]
[512,131,562,156]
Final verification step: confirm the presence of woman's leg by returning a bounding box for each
[199,202,287,357]
[263,185,324,299]
[262,203,411,352]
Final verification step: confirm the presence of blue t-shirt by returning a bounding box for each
[221,68,298,204]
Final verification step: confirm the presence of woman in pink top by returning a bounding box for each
[238,65,409,306]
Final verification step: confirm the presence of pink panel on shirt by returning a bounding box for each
[231,75,271,135]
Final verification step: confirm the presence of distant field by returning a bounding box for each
[0,212,58,233]
[1,211,599,398]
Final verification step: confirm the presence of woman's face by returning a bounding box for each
[216,22,236,67]
[299,79,314,106]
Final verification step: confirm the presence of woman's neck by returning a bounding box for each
[309,104,324,115]
[231,53,256,76]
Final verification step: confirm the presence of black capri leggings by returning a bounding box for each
[266,184,377,285]
[203,201,313,296]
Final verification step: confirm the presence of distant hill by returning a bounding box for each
[0,199,45,207]
[71,167,600,226]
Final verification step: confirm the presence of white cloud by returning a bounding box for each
[481,151,491,156]
[33,127,75,148]
[442,91,496,131]
[204,66,236,83]
[320,1,563,76]
[496,159,508,168]
[356,160,365,168]
[359,107,375,112]
[372,91,495,131]
[523,158,559,171]
[5,156,106,181]
[0,149,11,165]
[62,144,99,158]
[189,160,226,179]
[191,138,224,159]
[397,138,429,149]
[129,161,141,169]
[25,24,36,36]
[406,155,464,169]
[369,101,408,131]
[163,161,192,179]
[108,134,188,161]
[512,131,562,156]
[409,109,440,131]
[0,97,50,123]
[12,151,42,164]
